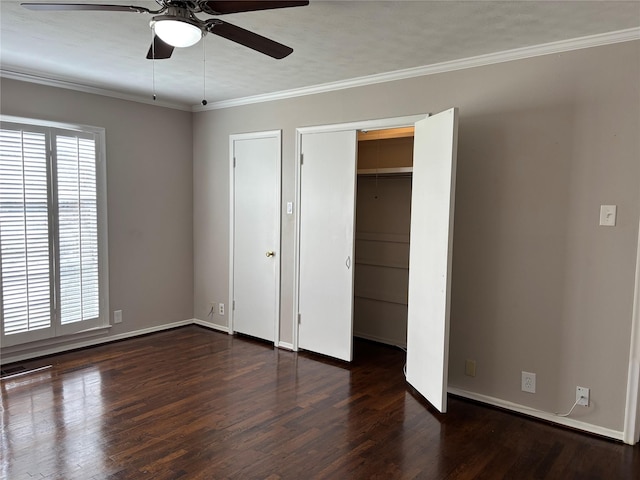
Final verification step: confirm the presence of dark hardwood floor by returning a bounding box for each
[1,326,638,479]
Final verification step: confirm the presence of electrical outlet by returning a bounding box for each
[113,310,122,324]
[465,359,476,377]
[218,303,225,316]
[522,371,536,393]
[576,386,590,406]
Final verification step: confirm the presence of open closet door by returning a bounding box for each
[298,130,357,361]
[406,108,459,413]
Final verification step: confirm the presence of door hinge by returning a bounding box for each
[298,313,301,324]
[232,300,235,311]
[300,153,303,165]
[233,157,236,168]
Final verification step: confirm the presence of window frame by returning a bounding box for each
[0,116,109,347]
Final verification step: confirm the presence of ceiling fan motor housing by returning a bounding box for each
[150,6,205,48]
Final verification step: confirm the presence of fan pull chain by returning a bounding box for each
[202,38,207,106]
[151,26,157,101]
[152,60,157,101]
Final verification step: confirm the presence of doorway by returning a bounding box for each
[295,109,458,413]
[354,128,414,348]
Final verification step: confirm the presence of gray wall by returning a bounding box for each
[0,40,636,436]
[1,79,194,356]
[193,41,640,432]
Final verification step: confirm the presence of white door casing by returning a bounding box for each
[298,130,357,361]
[230,131,281,342]
[405,108,459,413]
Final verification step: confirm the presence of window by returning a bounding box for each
[0,117,108,347]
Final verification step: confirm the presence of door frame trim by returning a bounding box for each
[293,114,427,351]
[229,130,282,343]
[623,214,640,444]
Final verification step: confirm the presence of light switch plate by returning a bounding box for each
[599,205,617,226]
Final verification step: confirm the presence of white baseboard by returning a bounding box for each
[1,319,194,365]
[193,318,229,333]
[448,386,624,442]
[354,331,407,349]
[277,341,294,351]
[2,318,231,365]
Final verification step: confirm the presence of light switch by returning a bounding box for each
[599,205,617,227]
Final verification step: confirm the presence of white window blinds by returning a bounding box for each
[57,135,100,325]
[0,129,52,336]
[0,119,108,347]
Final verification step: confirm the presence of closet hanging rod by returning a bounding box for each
[358,127,414,141]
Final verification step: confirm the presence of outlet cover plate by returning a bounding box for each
[465,359,476,377]
[576,386,590,406]
[522,371,536,393]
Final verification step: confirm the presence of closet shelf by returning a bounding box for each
[357,167,413,177]
[356,232,410,244]
[355,290,408,306]
[357,126,414,141]
[355,259,408,270]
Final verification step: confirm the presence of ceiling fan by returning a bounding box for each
[21,1,309,60]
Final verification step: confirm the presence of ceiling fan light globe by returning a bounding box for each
[153,17,202,48]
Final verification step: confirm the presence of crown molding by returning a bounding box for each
[2,28,638,113]
[0,68,191,112]
[196,27,640,112]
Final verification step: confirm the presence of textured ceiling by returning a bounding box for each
[1,1,639,109]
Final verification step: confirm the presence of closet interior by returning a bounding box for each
[354,127,415,348]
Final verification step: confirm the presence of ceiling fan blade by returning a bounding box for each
[201,1,309,15]
[207,20,293,59]
[21,3,151,13]
[146,35,174,60]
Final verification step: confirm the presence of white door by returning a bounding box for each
[298,130,357,361]
[231,132,281,342]
[406,108,459,413]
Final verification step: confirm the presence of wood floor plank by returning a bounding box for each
[1,325,638,479]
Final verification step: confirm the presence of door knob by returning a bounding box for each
[266,251,275,257]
